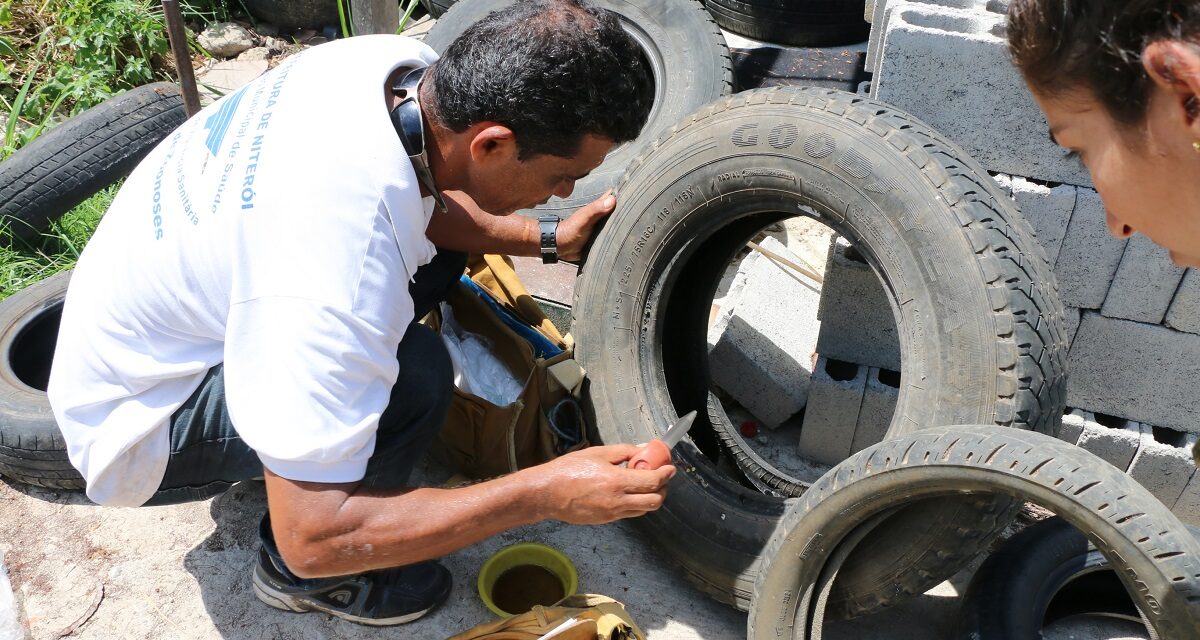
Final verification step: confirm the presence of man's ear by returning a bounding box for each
[1143,40,1200,133]
[467,123,519,164]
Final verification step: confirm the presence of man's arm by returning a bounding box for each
[265,444,674,578]
[425,190,615,261]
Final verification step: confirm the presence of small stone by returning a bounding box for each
[198,22,255,59]
[237,47,271,62]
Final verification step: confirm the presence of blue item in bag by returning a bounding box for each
[460,277,564,359]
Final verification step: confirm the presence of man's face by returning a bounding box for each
[464,132,612,215]
[1033,87,1200,268]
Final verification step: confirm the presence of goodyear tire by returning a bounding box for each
[422,0,733,219]
[0,83,185,245]
[0,271,83,490]
[572,87,1068,613]
[749,427,1200,639]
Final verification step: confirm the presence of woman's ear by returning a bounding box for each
[1143,40,1200,132]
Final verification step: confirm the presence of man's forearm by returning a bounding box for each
[267,467,547,578]
[424,190,540,257]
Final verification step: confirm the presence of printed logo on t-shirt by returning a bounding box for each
[203,86,248,157]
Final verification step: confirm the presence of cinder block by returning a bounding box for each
[1129,434,1196,509]
[866,1,1005,84]
[1101,235,1187,324]
[870,3,1092,187]
[990,174,1076,265]
[1054,188,1129,309]
[849,367,901,454]
[1170,469,1200,526]
[1067,312,1200,434]
[1165,269,1200,335]
[815,239,901,371]
[708,237,823,428]
[1056,408,1093,445]
[799,357,868,465]
[1075,418,1143,472]
[1063,307,1082,349]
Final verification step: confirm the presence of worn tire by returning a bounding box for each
[422,0,733,219]
[420,0,453,18]
[705,0,869,47]
[749,426,1200,639]
[0,83,185,245]
[0,270,82,490]
[958,517,1200,638]
[572,87,1068,613]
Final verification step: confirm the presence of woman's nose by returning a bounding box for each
[1105,209,1135,239]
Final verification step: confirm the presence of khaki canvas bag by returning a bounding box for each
[425,254,588,479]
[449,594,645,640]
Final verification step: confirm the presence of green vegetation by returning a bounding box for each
[0,0,179,159]
[0,0,228,297]
[0,182,116,301]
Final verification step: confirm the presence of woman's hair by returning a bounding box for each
[1008,0,1200,125]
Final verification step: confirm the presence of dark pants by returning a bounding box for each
[144,249,467,506]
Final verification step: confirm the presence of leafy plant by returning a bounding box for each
[1,0,176,159]
[0,182,117,301]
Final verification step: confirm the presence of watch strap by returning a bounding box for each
[538,216,559,264]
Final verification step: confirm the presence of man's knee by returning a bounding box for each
[391,322,453,427]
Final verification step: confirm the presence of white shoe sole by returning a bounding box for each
[251,569,433,626]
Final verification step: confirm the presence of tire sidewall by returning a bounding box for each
[748,428,1200,640]
[0,270,71,432]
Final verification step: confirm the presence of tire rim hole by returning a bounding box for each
[10,301,62,392]
[654,209,904,497]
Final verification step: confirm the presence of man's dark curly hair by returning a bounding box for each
[1009,0,1200,126]
[427,0,654,160]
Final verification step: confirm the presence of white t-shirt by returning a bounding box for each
[48,35,441,507]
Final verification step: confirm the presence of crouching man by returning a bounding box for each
[48,0,673,625]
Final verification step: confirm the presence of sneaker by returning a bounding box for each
[251,516,451,626]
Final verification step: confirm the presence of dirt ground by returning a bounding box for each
[0,451,1149,640]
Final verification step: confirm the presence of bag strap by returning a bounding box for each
[468,254,569,347]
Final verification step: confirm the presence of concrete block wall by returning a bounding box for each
[707,237,823,428]
[1067,312,1200,434]
[868,0,1091,186]
[1055,409,1200,525]
[859,0,1200,462]
[798,358,901,464]
[814,239,900,371]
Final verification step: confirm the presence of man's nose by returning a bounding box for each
[553,179,576,199]
[1105,209,1135,239]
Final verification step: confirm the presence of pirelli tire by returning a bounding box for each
[0,83,185,245]
[571,87,1069,613]
[748,427,1200,640]
[0,270,83,490]
[704,0,869,47]
[422,0,733,219]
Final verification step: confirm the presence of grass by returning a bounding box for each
[0,182,116,302]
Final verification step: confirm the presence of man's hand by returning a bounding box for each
[555,191,616,262]
[532,444,675,525]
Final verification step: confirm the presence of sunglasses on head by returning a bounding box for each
[389,66,446,212]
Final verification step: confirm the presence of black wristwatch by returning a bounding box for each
[538,216,560,264]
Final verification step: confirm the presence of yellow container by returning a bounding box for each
[477,542,579,617]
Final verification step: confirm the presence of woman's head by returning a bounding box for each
[1008,0,1200,266]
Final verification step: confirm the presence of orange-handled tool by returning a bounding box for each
[628,411,697,470]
